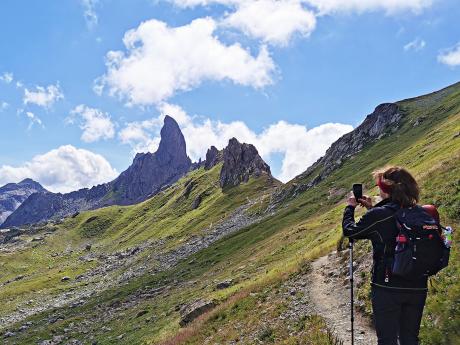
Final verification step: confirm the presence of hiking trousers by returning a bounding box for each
[371,286,427,345]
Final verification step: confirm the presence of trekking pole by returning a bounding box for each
[349,239,354,345]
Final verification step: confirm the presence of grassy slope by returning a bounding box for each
[1,82,459,344]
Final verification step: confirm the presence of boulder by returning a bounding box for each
[179,299,216,326]
[216,279,233,290]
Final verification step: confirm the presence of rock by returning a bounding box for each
[179,299,216,326]
[0,178,47,226]
[136,310,149,318]
[204,146,221,170]
[61,276,71,282]
[219,138,271,188]
[3,331,15,338]
[216,279,233,290]
[32,236,44,242]
[85,244,92,251]
[191,194,202,210]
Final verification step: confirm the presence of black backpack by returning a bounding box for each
[390,206,450,280]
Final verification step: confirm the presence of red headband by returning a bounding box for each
[377,177,392,194]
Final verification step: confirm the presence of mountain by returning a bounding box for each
[1,115,192,228]
[0,179,47,224]
[0,82,458,345]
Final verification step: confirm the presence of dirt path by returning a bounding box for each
[308,254,377,345]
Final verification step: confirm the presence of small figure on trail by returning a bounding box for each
[342,166,450,345]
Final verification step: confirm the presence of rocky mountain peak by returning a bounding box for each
[219,138,271,188]
[111,115,191,204]
[0,179,47,226]
[156,115,188,163]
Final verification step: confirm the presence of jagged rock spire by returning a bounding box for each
[219,138,271,188]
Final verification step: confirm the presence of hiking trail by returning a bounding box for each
[308,253,377,345]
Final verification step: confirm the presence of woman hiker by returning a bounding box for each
[342,166,428,345]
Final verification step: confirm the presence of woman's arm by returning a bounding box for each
[342,203,390,240]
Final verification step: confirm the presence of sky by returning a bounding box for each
[0,0,459,193]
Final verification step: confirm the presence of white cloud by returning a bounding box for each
[25,111,44,130]
[170,0,433,16]
[0,145,118,193]
[0,72,13,84]
[169,0,237,7]
[302,0,433,15]
[438,43,460,67]
[23,83,64,108]
[120,103,353,182]
[0,101,9,111]
[118,118,162,153]
[403,38,426,52]
[68,105,115,143]
[81,0,99,28]
[223,0,316,46]
[97,17,275,105]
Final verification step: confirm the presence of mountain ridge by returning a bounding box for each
[1,115,193,228]
[0,179,47,225]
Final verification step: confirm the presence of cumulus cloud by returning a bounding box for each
[0,145,118,193]
[96,17,275,105]
[223,0,316,46]
[302,0,433,15]
[118,118,162,153]
[0,101,9,111]
[438,43,460,67]
[68,105,115,142]
[81,0,99,28]
[403,38,426,52]
[23,83,64,108]
[0,72,13,84]
[121,103,353,182]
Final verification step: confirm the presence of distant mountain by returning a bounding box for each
[0,179,47,225]
[1,116,192,228]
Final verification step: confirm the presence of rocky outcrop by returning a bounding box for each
[219,138,271,188]
[295,103,402,189]
[0,179,47,225]
[179,299,216,326]
[204,146,222,170]
[2,116,192,228]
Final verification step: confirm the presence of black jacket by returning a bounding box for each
[342,198,427,291]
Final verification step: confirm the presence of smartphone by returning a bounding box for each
[352,183,363,201]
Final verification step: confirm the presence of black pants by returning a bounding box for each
[371,286,427,345]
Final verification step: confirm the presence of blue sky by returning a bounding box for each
[0,0,459,192]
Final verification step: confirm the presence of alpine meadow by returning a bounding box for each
[0,82,459,344]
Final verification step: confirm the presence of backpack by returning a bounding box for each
[390,205,450,280]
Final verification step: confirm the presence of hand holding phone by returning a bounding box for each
[352,183,363,201]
